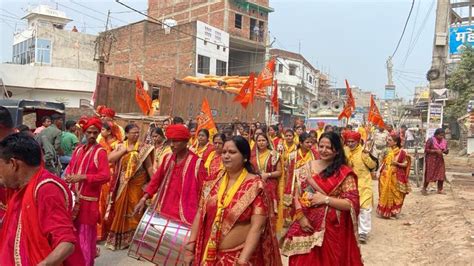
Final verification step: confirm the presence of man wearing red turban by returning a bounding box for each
[64,116,110,265]
[134,123,207,227]
[343,129,377,244]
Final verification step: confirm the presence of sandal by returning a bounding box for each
[96,247,101,258]
[421,189,428,196]
[437,190,446,195]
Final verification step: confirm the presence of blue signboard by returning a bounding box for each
[385,88,395,100]
[449,25,474,55]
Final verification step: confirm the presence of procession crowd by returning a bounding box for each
[0,105,449,265]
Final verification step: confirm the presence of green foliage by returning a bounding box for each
[445,46,474,118]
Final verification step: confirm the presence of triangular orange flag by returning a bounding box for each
[338,104,352,120]
[368,95,385,128]
[345,79,356,110]
[234,73,255,108]
[256,57,276,91]
[271,79,279,114]
[196,98,218,137]
[135,75,152,115]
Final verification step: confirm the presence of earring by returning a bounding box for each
[244,159,248,162]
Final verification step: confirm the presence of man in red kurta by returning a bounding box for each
[0,133,84,265]
[134,124,207,225]
[64,117,110,265]
[0,106,16,229]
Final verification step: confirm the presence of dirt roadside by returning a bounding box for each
[362,156,474,265]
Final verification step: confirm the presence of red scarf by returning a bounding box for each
[0,168,54,265]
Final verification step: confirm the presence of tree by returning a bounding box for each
[445,46,474,118]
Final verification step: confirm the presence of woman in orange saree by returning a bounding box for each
[377,133,411,218]
[185,136,282,266]
[105,124,154,250]
[281,132,362,265]
[97,122,120,241]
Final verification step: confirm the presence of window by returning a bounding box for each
[198,54,210,74]
[309,75,313,84]
[289,65,297,76]
[250,18,257,41]
[278,64,283,73]
[216,60,227,76]
[258,21,264,41]
[36,38,51,64]
[235,13,242,29]
[12,37,36,64]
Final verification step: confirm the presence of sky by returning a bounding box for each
[0,0,436,100]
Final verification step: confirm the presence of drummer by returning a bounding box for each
[133,124,207,225]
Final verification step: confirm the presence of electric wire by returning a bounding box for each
[401,0,421,67]
[391,0,415,58]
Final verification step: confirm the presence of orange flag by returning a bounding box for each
[256,57,276,91]
[234,73,256,108]
[368,95,385,128]
[271,79,279,114]
[135,75,152,115]
[196,98,218,137]
[338,104,352,120]
[345,79,356,110]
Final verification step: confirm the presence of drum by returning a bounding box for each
[128,206,191,265]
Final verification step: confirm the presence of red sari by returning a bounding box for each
[0,168,84,266]
[250,148,281,209]
[282,164,362,265]
[194,173,282,265]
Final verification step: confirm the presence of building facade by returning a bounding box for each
[147,0,273,75]
[3,5,97,108]
[270,48,319,125]
[12,5,97,71]
[102,19,230,87]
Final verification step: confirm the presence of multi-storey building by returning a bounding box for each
[2,5,97,108]
[270,48,319,126]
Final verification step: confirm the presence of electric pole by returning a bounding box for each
[427,0,451,91]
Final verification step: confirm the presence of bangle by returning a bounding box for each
[268,172,272,178]
[324,196,330,205]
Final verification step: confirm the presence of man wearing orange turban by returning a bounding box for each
[134,123,207,226]
[344,129,377,244]
[64,116,110,265]
[95,106,124,142]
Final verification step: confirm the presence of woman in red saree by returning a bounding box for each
[185,136,282,266]
[268,125,282,151]
[282,132,362,265]
[422,128,448,195]
[204,133,226,179]
[377,133,411,218]
[190,129,214,161]
[250,133,282,232]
